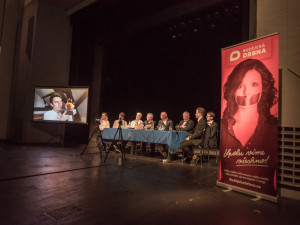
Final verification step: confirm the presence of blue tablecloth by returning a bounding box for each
[101,128,187,153]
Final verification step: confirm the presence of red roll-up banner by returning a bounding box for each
[218,34,279,201]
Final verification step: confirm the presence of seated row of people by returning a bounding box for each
[97,108,218,166]
[98,111,195,132]
[171,108,218,165]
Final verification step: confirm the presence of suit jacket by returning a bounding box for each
[188,117,206,140]
[157,119,174,131]
[203,121,218,149]
[175,119,194,132]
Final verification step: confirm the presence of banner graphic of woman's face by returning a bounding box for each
[234,69,262,106]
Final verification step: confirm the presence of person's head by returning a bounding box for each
[119,112,125,119]
[49,92,63,113]
[136,112,142,120]
[101,112,108,120]
[195,107,206,119]
[206,111,215,122]
[223,59,278,123]
[147,113,154,121]
[160,112,168,120]
[183,111,190,121]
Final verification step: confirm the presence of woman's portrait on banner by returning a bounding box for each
[221,58,278,151]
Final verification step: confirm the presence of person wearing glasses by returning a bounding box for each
[203,111,218,149]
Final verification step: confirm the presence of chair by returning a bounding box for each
[135,142,143,155]
[201,129,219,164]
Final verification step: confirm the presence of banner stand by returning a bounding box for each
[218,33,279,202]
[217,181,278,203]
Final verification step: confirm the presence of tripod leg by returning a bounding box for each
[81,126,98,156]
[104,128,120,163]
[119,129,125,166]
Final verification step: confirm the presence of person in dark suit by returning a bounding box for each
[203,111,218,149]
[179,107,206,164]
[157,112,174,131]
[175,111,194,132]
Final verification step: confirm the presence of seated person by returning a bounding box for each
[203,111,218,149]
[128,112,144,129]
[179,107,206,165]
[125,112,143,152]
[112,112,128,128]
[144,113,156,130]
[97,112,110,149]
[156,112,174,158]
[157,112,173,131]
[43,92,73,121]
[143,113,156,155]
[175,111,194,132]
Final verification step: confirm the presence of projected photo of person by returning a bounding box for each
[221,58,278,152]
[33,87,89,123]
[43,92,73,121]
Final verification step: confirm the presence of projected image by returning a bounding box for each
[33,87,89,124]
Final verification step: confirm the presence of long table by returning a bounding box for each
[101,128,187,154]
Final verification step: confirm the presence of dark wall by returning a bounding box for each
[69,0,249,140]
[99,1,249,125]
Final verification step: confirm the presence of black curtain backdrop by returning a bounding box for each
[69,0,249,143]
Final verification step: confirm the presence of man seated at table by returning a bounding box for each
[179,107,206,165]
[203,111,218,150]
[175,111,194,132]
[156,112,174,158]
[144,113,156,130]
[124,112,144,153]
[157,112,173,131]
[128,112,144,129]
[143,113,156,156]
[112,112,128,128]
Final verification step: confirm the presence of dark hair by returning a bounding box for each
[207,111,215,119]
[223,58,278,125]
[50,92,62,104]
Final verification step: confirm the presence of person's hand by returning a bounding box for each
[186,136,190,140]
[180,125,186,128]
[60,110,68,121]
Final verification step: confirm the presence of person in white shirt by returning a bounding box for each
[128,112,144,129]
[43,92,72,121]
[97,112,110,148]
[99,112,110,131]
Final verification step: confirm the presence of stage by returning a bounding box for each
[0,142,299,225]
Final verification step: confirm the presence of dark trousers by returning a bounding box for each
[180,139,202,159]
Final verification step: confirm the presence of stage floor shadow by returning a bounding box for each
[0,142,299,225]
